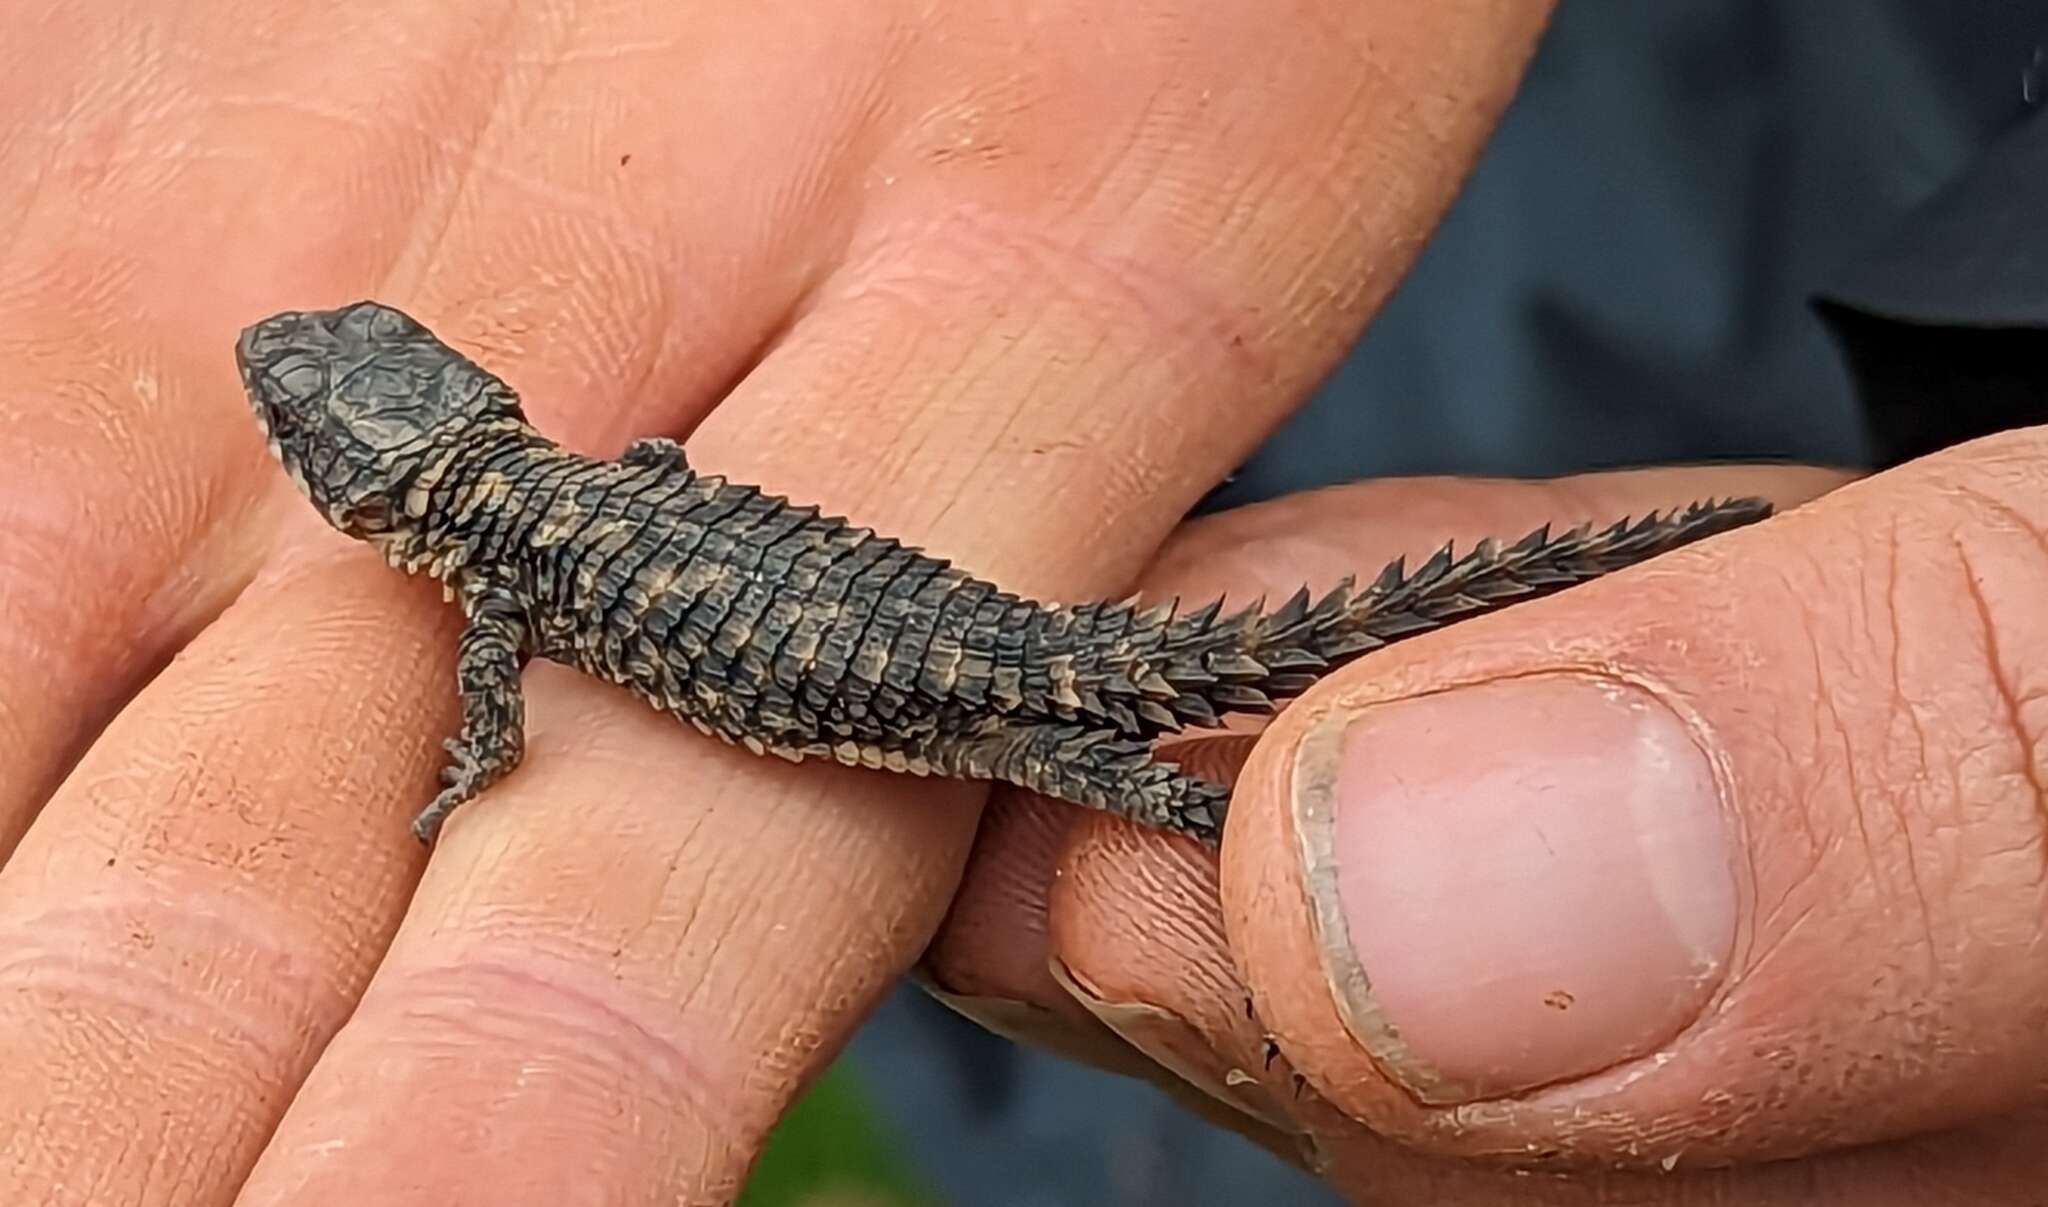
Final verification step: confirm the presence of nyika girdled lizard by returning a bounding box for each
[234,301,1771,845]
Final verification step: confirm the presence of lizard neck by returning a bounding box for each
[374,420,559,587]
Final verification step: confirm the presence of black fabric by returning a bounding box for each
[1815,107,2048,466]
[1205,4,2048,514]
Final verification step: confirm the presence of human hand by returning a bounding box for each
[923,448,2048,1204]
[0,1,1553,1202]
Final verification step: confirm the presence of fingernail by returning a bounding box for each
[917,980,1168,1084]
[1295,673,1738,1104]
[1050,960,1298,1133]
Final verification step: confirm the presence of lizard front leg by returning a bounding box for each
[414,573,532,844]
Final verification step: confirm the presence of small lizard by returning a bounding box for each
[234,300,1772,846]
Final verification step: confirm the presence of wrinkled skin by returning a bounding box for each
[3,3,2048,1205]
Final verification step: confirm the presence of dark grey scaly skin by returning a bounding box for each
[233,300,1774,846]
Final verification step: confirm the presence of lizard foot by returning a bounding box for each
[620,436,688,471]
[415,737,487,844]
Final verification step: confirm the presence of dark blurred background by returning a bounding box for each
[749,5,2048,1204]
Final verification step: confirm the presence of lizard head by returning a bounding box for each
[234,300,528,550]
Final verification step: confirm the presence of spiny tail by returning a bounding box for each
[1041,496,1773,737]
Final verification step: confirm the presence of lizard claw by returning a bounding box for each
[413,777,480,845]
[411,792,460,845]
[421,737,488,842]
[438,736,484,785]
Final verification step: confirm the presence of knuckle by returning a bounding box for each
[1772,439,2048,954]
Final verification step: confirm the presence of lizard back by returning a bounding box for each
[234,299,1775,844]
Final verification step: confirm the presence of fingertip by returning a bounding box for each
[1220,690,1424,1137]
[1048,809,1305,1136]
[1220,448,2048,1172]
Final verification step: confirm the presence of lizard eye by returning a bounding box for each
[275,361,325,402]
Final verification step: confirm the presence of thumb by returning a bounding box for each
[1226,429,2048,1169]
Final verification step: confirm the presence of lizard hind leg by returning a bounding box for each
[925,719,1230,843]
[619,436,688,472]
